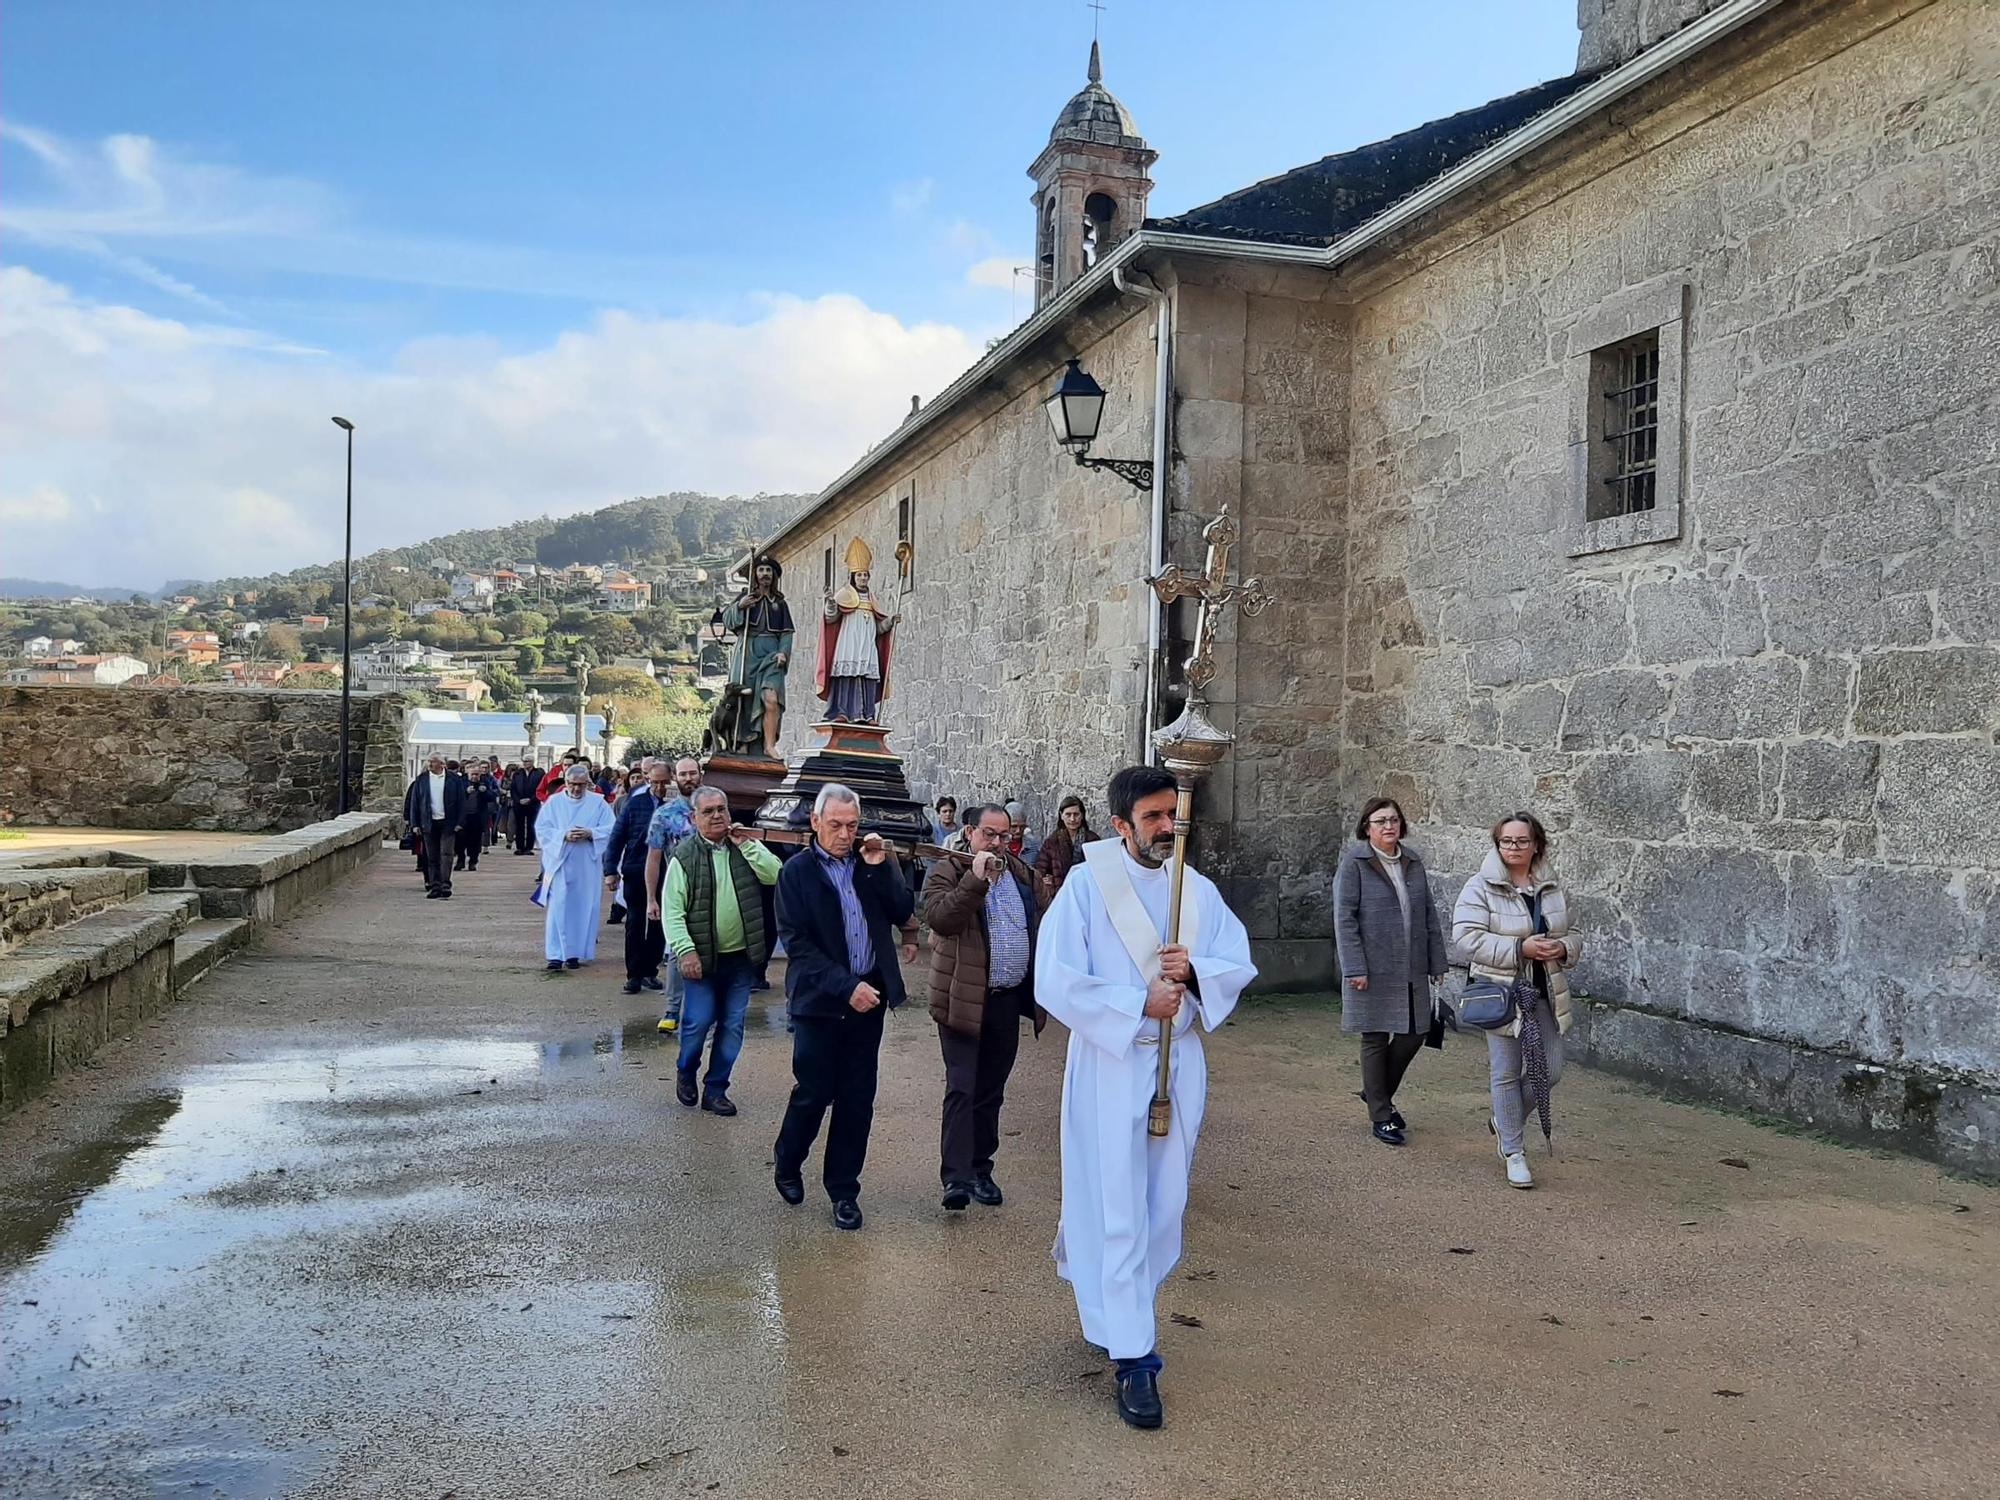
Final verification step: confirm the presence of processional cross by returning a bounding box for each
[1139,505,1276,1137]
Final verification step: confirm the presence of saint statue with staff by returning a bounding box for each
[722,554,795,759]
[816,537,898,724]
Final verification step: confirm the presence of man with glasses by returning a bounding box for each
[652,787,780,1114]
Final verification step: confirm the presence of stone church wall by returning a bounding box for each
[772,308,1159,821]
[0,685,409,832]
[1162,267,1355,987]
[1340,0,1999,1166]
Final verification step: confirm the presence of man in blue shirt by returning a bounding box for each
[771,783,914,1231]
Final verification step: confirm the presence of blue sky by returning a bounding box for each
[0,1,1579,586]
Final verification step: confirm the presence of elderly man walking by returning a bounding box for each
[404,753,465,900]
[771,784,914,1231]
[534,762,615,971]
[921,803,1045,1212]
[653,787,781,1115]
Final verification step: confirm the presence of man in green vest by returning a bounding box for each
[651,785,781,1114]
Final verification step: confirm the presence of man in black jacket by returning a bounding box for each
[454,761,493,872]
[404,754,467,898]
[604,759,673,996]
[508,762,540,854]
[771,782,914,1231]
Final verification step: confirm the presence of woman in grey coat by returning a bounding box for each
[1333,798,1448,1145]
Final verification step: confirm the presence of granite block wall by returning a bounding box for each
[1338,0,1999,1138]
[0,686,409,832]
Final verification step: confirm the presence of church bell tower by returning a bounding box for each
[1028,41,1157,308]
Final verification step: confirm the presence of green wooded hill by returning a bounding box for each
[201,491,809,594]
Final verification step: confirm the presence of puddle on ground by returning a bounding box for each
[0,1015,761,1493]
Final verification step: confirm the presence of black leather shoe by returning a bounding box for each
[970,1173,1003,1206]
[426,889,442,899]
[546,959,564,972]
[1389,1110,1407,1131]
[1116,1370,1164,1429]
[565,958,579,969]
[774,1168,804,1205]
[832,1199,864,1232]
[941,1182,972,1211]
[1371,1120,1407,1146]
[701,1092,737,1117]
[621,980,642,995]
[675,1073,698,1107]
[638,976,664,992]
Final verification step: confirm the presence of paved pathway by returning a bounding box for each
[2,851,1995,1499]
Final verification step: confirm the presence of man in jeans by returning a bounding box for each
[642,755,703,1031]
[921,803,1044,1212]
[654,786,779,1114]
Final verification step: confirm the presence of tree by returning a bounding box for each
[486,663,527,710]
[261,624,303,662]
[505,609,548,641]
[515,643,544,674]
[585,666,661,705]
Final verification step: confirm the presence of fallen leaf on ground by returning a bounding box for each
[832,1445,849,1457]
[1714,1388,1745,1397]
[1540,1314,1564,1325]
[1184,1269,1216,1281]
[1170,1313,1203,1328]
[1448,1247,1476,1255]
[1720,1157,1751,1169]
[601,1312,636,1320]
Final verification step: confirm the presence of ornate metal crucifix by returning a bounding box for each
[1139,504,1276,1137]
[1147,505,1274,706]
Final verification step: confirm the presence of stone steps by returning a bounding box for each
[1,865,153,954]
[171,917,253,993]
[0,811,398,1110]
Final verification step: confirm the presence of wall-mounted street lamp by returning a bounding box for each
[1044,357,1154,492]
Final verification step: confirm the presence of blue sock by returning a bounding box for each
[1113,1353,1162,1380]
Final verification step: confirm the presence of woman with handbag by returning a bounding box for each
[1332,797,1448,1146]
[1451,812,1581,1190]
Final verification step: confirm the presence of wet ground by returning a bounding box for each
[2,848,1996,1499]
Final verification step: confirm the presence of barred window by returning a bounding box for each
[1595,332,1659,520]
[822,544,834,593]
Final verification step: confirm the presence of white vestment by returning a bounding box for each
[1034,840,1256,1360]
[535,790,614,962]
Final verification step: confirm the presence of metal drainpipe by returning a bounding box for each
[1112,263,1171,766]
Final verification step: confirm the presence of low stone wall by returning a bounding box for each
[0,812,397,1109]
[1571,998,2000,1182]
[141,813,395,924]
[0,685,409,832]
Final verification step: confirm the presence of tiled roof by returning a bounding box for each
[1147,70,1603,248]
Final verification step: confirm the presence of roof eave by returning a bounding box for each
[757,0,1784,559]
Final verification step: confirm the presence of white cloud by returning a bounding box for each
[890,178,937,217]
[966,256,1028,291]
[0,267,984,588]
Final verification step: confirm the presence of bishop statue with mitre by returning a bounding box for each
[816,536,898,724]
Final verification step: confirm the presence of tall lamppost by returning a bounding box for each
[331,417,355,813]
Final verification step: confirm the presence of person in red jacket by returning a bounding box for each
[537,753,583,802]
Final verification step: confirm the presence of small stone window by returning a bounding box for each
[822,544,834,593]
[895,483,915,584]
[1568,282,1686,556]
[1596,333,1659,519]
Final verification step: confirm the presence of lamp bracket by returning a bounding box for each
[1075,453,1154,492]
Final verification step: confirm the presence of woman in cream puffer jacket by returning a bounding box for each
[1451,812,1581,1190]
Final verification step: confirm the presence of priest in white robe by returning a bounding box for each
[535,763,616,971]
[1033,763,1256,1430]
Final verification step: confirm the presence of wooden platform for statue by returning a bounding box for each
[700,751,786,819]
[753,721,930,851]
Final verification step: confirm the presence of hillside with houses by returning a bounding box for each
[0,490,809,754]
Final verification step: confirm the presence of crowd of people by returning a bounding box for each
[399,753,1580,1431]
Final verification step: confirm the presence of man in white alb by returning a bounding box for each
[534,762,615,972]
[1033,764,1256,1430]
